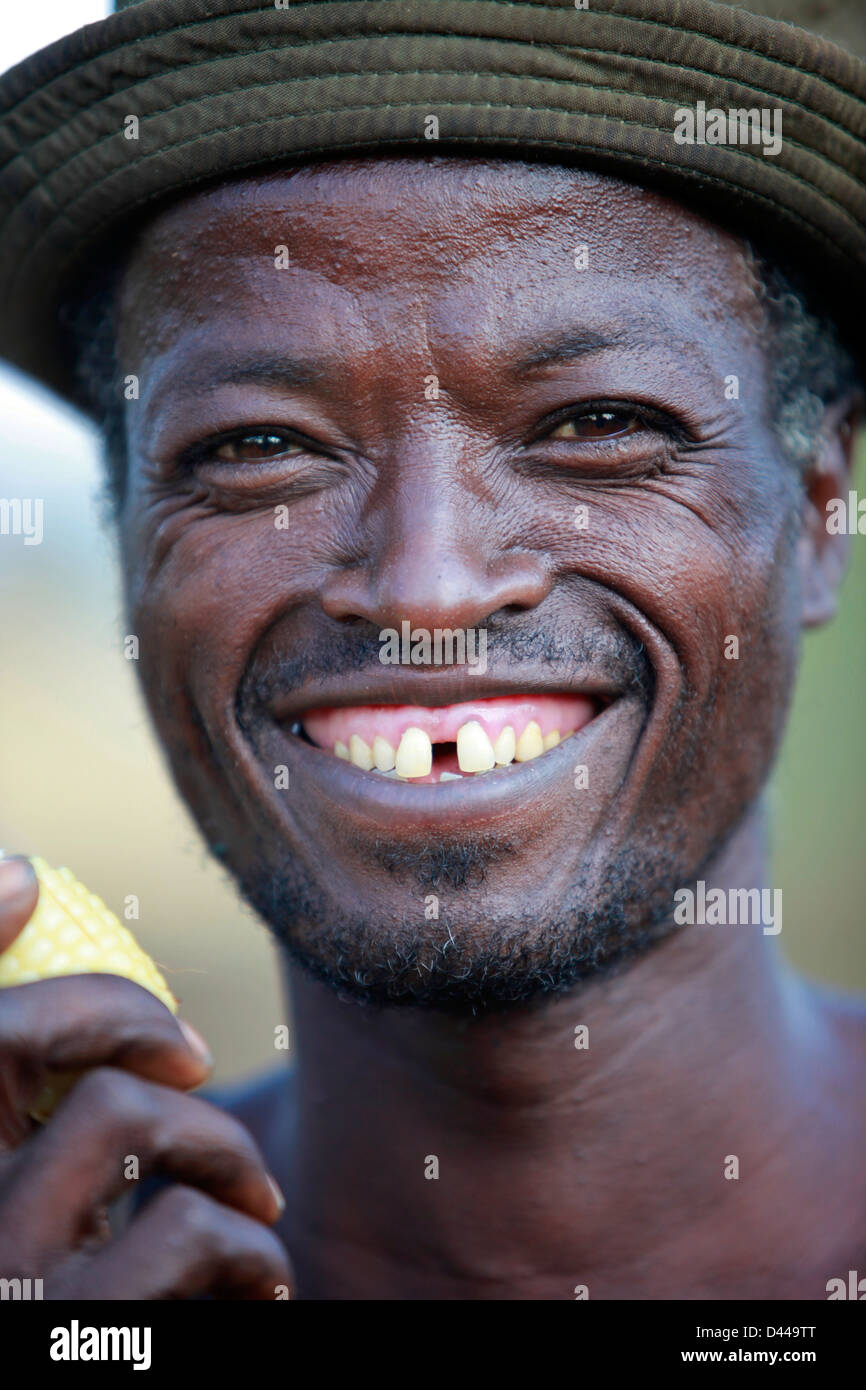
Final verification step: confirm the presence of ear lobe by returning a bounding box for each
[798,399,863,629]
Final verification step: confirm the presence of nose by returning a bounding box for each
[320,467,551,631]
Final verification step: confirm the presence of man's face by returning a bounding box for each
[115,157,804,1006]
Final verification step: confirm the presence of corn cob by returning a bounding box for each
[0,855,177,1120]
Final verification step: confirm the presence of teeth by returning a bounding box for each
[439,771,463,781]
[493,725,516,765]
[515,720,544,762]
[395,726,432,779]
[372,735,396,772]
[349,734,373,771]
[456,720,496,774]
[331,718,573,774]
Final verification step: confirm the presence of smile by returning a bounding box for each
[254,672,641,834]
[291,694,599,784]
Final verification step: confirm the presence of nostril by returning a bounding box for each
[495,600,536,619]
[319,542,552,632]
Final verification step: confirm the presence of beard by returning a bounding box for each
[208,611,712,1013]
[220,825,690,1014]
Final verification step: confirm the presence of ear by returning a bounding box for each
[798,395,863,628]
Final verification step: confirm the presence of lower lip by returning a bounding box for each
[260,698,629,833]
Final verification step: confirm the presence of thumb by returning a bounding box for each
[0,856,39,953]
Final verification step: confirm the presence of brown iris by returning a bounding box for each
[548,410,640,440]
[212,432,298,462]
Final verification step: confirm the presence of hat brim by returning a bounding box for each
[1,0,865,412]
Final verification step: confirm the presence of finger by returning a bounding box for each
[0,1067,283,1258]
[47,1184,293,1300]
[0,857,39,952]
[0,972,212,1093]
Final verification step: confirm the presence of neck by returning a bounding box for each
[278,804,822,1298]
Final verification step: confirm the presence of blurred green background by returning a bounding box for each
[770,438,866,988]
[0,371,864,1083]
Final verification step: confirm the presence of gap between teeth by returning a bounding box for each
[332,720,568,779]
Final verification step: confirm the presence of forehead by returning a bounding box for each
[117,156,761,359]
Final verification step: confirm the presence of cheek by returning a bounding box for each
[545,463,801,770]
[121,508,314,734]
[566,451,796,638]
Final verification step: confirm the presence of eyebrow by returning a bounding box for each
[509,328,629,375]
[192,355,331,393]
[156,327,635,405]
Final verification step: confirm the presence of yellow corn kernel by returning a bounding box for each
[0,856,178,1119]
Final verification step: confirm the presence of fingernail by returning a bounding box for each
[267,1174,286,1215]
[178,1018,213,1067]
[0,855,36,900]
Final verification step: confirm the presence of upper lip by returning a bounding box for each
[266,669,625,722]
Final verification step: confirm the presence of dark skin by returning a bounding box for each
[0,157,863,1299]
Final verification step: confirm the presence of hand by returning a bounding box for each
[0,856,292,1299]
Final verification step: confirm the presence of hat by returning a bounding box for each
[1,0,864,413]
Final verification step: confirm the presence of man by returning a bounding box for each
[0,0,864,1300]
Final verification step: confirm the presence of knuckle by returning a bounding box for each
[150,1185,290,1282]
[0,973,164,1054]
[69,1064,148,1124]
[206,1107,267,1167]
[152,1183,217,1243]
[74,973,176,1038]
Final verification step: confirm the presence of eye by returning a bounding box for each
[210,430,303,463]
[546,409,642,441]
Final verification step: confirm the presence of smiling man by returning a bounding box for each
[0,0,865,1302]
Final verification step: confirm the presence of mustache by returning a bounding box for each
[237,615,654,717]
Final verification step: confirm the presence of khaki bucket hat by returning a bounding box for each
[0,0,864,412]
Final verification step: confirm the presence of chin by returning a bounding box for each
[225,831,683,1012]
